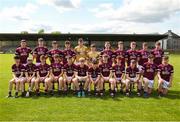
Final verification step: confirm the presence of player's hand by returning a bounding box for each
[169,82,172,87]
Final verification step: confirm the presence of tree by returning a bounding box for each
[38,29,45,34]
[20,31,28,34]
[51,31,61,34]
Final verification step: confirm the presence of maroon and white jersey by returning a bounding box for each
[15,47,32,64]
[138,49,150,66]
[99,63,112,77]
[12,64,26,77]
[114,49,127,66]
[63,49,76,64]
[51,63,63,76]
[63,63,76,77]
[48,49,64,64]
[158,64,174,82]
[37,63,50,77]
[88,67,100,78]
[112,64,125,78]
[126,49,140,66]
[100,49,114,64]
[126,66,139,78]
[33,46,48,63]
[142,62,157,80]
[151,48,164,66]
[75,65,89,77]
[25,64,37,76]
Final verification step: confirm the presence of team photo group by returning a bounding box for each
[7,38,174,98]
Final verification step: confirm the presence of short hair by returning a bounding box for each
[54,54,60,58]
[118,41,123,45]
[148,54,154,59]
[131,41,136,45]
[79,57,85,62]
[131,59,136,64]
[65,40,70,44]
[14,55,20,60]
[21,39,26,42]
[52,41,57,44]
[155,41,161,46]
[163,55,169,60]
[91,43,96,47]
[143,42,147,46]
[38,38,44,42]
[40,55,45,60]
[78,38,83,42]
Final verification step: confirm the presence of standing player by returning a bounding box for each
[63,40,76,65]
[87,44,100,65]
[50,54,64,95]
[114,41,127,67]
[7,56,26,98]
[63,56,76,92]
[25,57,37,97]
[138,42,150,66]
[151,42,164,66]
[88,59,101,96]
[157,56,174,97]
[74,38,88,63]
[124,60,140,96]
[142,54,157,97]
[15,39,32,65]
[35,55,51,96]
[48,41,64,64]
[72,58,89,97]
[99,54,112,96]
[100,41,114,65]
[110,56,125,96]
[126,42,140,66]
[32,38,48,66]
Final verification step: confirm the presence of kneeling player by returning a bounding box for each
[35,55,51,96]
[110,57,125,97]
[50,54,63,95]
[142,54,157,97]
[88,59,101,96]
[7,56,26,98]
[63,56,76,92]
[99,54,112,96]
[125,60,140,96]
[25,57,37,97]
[72,58,89,97]
[157,56,174,97]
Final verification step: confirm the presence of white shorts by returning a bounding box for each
[116,78,121,82]
[66,76,73,82]
[39,77,46,83]
[161,80,170,89]
[125,78,137,83]
[14,77,26,83]
[103,77,110,82]
[143,77,154,88]
[137,65,143,73]
[36,63,41,66]
[77,76,87,82]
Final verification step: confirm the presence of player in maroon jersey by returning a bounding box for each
[126,42,140,66]
[99,54,112,96]
[7,56,26,98]
[142,54,157,97]
[151,42,164,66]
[63,40,76,64]
[110,56,125,96]
[88,59,101,96]
[157,56,174,97]
[32,38,49,66]
[114,41,127,67]
[35,55,51,96]
[63,56,76,92]
[15,39,32,65]
[100,41,114,65]
[25,57,37,97]
[49,54,64,95]
[124,60,141,96]
[72,57,89,97]
[47,41,64,64]
[138,42,150,66]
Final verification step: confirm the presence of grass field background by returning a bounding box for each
[0,54,180,121]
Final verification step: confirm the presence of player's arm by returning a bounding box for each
[37,71,40,78]
[169,73,173,87]
[59,69,64,77]
[157,71,162,80]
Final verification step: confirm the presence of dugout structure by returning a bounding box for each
[0,33,167,53]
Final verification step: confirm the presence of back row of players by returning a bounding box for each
[7,38,174,98]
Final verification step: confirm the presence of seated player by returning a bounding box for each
[88,59,101,96]
[125,60,140,96]
[25,57,37,97]
[157,56,174,97]
[142,54,157,97]
[50,54,63,95]
[63,56,76,92]
[99,54,112,96]
[35,55,51,96]
[110,56,125,96]
[7,55,26,98]
[72,57,89,97]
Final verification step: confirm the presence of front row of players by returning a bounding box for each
[8,54,173,98]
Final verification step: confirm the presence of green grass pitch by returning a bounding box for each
[0,54,180,121]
